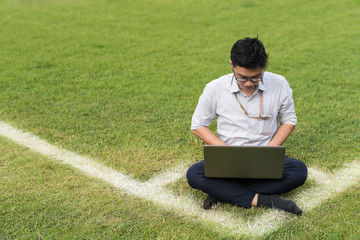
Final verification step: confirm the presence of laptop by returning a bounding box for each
[204,145,285,179]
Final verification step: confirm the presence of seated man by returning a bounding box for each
[186,37,307,215]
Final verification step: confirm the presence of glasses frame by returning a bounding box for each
[232,69,264,83]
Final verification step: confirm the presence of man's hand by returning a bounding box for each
[267,124,295,146]
[192,127,227,145]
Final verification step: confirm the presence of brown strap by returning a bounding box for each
[234,91,270,120]
[259,91,263,117]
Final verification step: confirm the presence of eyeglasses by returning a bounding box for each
[233,70,264,83]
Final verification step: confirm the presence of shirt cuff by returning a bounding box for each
[280,116,297,126]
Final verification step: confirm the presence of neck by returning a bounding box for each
[243,89,255,97]
[238,85,257,98]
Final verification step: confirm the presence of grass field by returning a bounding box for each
[1,0,359,239]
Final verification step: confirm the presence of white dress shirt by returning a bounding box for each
[191,72,297,146]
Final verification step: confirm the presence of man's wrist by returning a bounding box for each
[267,141,280,146]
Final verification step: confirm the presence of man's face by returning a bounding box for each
[230,62,263,93]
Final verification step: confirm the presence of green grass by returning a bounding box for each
[0,137,226,239]
[0,0,359,179]
[267,185,360,239]
[1,136,359,239]
[0,0,359,238]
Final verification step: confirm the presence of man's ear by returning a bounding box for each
[229,60,233,68]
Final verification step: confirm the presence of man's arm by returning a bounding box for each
[192,127,227,145]
[267,124,295,146]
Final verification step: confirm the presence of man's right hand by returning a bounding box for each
[191,127,227,145]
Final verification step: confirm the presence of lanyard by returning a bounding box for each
[233,90,270,120]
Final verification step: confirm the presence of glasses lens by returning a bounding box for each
[236,77,247,82]
[251,77,261,82]
[235,76,261,82]
[233,72,263,82]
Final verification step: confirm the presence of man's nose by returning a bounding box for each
[245,80,253,86]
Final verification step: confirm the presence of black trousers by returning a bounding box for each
[186,156,308,208]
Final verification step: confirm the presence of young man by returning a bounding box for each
[186,37,307,215]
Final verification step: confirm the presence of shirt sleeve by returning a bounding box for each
[191,84,217,130]
[278,80,297,126]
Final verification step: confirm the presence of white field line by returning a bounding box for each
[296,162,360,211]
[247,160,360,236]
[1,121,359,237]
[147,162,189,186]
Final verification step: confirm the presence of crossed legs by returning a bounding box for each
[186,156,307,214]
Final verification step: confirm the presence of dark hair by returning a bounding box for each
[230,37,268,69]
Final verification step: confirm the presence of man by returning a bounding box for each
[186,37,308,215]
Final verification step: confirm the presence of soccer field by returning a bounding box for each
[1,0,359,239]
